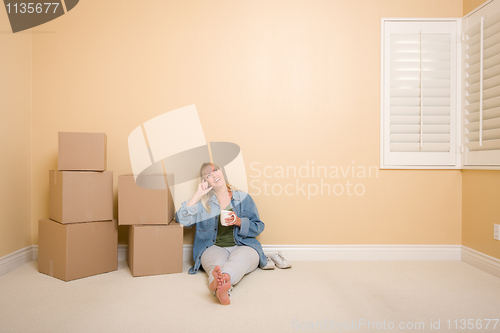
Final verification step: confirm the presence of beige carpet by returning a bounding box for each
[1,260,500,332]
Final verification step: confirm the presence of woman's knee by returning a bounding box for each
[201,246,230,269]
[228,246,259,268]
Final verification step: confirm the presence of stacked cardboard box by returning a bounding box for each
[118,174,183,277]
[38,132,117,282]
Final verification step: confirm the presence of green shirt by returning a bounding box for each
[215,204,236,247]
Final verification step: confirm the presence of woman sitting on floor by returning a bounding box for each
[175,162,267,305]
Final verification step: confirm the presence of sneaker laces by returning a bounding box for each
[263,255,274,267]
[276,252,287,262]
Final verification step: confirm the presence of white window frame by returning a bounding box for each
[461,0,500,170]
[380,18,462,170]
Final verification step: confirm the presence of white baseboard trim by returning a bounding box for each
[119,244,462,262]
[32,246,38,260]
[261,244,462,261]
[461,246,500,279]
[0,246,35,277]
[118,244,127,262]
[0,244,474,277]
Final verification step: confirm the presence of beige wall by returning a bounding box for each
[464,0,489,15]
[5,0,500,261]
[0,15,32,257]
[461,0,500,262]
[29,0,463,246]
[462,171,500,259]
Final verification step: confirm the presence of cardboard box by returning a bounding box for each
[58,132,107,171]
[49,170,113,223]
[38,219,118,282]
[118,174,174,225]
[128,222,183,277]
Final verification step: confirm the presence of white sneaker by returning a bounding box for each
[260,254,276,270]
[269,252,291,269]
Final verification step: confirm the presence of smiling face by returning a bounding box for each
[202,164,226,189]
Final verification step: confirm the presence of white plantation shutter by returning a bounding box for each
[463,0,500,166]
[381,20,459,168]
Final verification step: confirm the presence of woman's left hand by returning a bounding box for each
[226,212,241,227]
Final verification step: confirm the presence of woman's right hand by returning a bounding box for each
[187,180,212,207]
[196,179,213,198]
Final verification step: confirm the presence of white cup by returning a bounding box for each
[220,210,236,226]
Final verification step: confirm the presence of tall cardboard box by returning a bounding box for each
[49,170,113,223]
[118,174,174,225]
[58,132,107,171]
[128,222,183,277]
[38,219,118,281]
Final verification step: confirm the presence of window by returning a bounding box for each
[380,19,460,169]
[382,0,500,170]
[462,0,500,167]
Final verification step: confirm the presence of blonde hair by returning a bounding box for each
[199,162,237,213]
